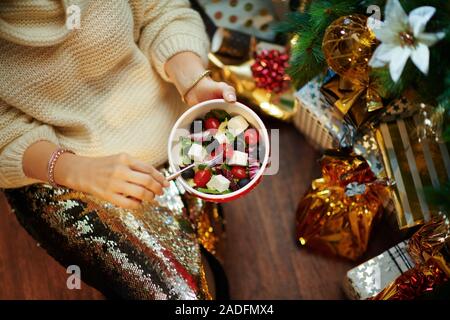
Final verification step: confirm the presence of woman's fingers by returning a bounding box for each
[219,82,236,102]
[108,193,142,210]
[148,165,170,187]
[124,170,164,195]
[120,182,155,203]
[128,157,169,188]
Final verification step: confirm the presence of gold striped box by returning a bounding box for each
[376,116,450,229]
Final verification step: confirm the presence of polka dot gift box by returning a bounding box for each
[197,0,279,41]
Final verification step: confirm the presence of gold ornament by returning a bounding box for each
[322,14,377,82]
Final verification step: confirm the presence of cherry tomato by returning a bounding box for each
[244,128,259,145]
[194,169,212,187]
[231,166,248,179]
[217,143,234,160]
[205,117,220,130]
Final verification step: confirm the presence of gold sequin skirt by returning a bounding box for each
[4,170,225,300]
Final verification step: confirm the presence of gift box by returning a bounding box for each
[343,240,415,300]
[293,75,350,150]
[375,115,450,229]
[196,0,279,41]
[371,218,450,300]
[319,75,384,129]
[296,150,391,261]
[209,40,297,121]
[293,75,386,178]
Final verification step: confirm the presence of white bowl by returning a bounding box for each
[167,99,270,202]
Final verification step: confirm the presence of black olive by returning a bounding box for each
[234,138,246,151]
[230,180,239,191]
[190,119,204,133]
[238,178,250,188]
[181,168,195,179]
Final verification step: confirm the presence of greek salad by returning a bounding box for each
[177,109,265,195]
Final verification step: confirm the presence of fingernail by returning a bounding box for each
[227,93,236,102]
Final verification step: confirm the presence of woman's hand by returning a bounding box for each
[56,153,169,209]
[22,141,169,210]
[183,77,236,106]
[165,51,236,106]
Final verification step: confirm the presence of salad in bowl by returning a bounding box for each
[168,99,269,202]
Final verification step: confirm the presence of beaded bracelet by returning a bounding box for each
[181,69,212,104]
[47,148,74,188]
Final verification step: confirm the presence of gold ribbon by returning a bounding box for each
[321,75,384,128]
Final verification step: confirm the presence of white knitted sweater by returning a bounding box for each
[0,0,209,188]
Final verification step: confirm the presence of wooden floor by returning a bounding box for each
[0,118,402,299]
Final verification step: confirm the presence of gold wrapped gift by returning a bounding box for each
[320,75,384,129]
[372,217,450,300]
[296,150,390,260]
[208,52,297,121]
[375,116,450,229]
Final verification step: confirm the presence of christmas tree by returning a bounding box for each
[277,0,450,212]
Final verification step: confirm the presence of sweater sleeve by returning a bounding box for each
[136,0,210,82]
[0,100,59,188]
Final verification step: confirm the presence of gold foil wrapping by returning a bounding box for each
[371,259,448,300]
[296,151,390,260]
[208,52,297,121]
[372,217,450,300]
[375,115,450,229]
[184,193,225,263]
[320,75,383,129]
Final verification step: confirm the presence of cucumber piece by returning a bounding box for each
[225,131,235,142]
[196,187,231,194]
[181,155,192,165]
[217,119,228,133]
[180,136,192,148]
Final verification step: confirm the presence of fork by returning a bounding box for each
[167,153,223,181]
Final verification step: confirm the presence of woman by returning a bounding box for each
[0,0,235,299]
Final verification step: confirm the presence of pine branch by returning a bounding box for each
[425,181,450,217]
[274,0,450,214]
[274,12,309,34]
[308,0,359,32]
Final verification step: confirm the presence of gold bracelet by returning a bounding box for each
[181,69,212,104]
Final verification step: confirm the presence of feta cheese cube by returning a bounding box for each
[206,174,230,192]
[214,132,229,145]
[227,115,249,136]
[227,150,248,166]
[187,143,207,162]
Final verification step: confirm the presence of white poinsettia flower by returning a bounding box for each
[368,0,445,82]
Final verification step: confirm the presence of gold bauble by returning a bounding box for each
[322,14,377,82]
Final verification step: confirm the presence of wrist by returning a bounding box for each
[165,52,206,95]
[53,153,84,190]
